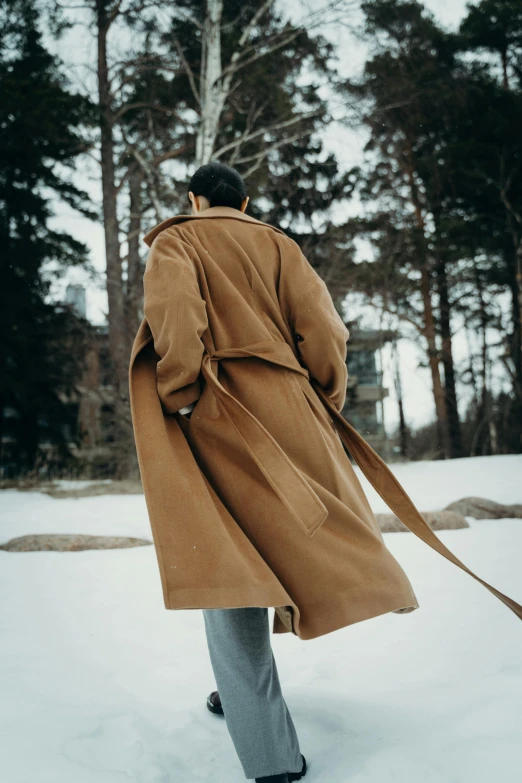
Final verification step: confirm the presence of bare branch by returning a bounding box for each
[151,143,194,167]
[107,0,124,26]
[129,147,163,223]
[112,102,178,122]
[228,98,270,165]
[213,108,322,159]
[238,131,310,178]
[174,8,203,31]
[236,0,276,49]
[499,169,522,225]
[172,33,201,105]
[115,159,138,193]
[110,63,183,98]
[220,0,358,88]
[291,0,359,31]
[235,131,304,166]
[220,26,304,88]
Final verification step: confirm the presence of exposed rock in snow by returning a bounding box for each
[375,510,469,533]
[445,497,522,520]
[0,534,152,552]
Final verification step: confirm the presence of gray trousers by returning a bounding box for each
[202,607,303,780]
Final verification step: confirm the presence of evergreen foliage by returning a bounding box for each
[0,0,94,474]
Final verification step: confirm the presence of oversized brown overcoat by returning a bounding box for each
[129,205,522,640]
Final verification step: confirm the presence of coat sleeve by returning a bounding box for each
[143,230,208,415]
[278,237,350,411]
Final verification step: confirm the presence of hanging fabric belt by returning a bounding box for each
[199,338,522,623]
[311,379,522,622]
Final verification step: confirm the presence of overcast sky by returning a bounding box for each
[49,0,472,433]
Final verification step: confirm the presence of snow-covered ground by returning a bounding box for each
[1,454,522,782]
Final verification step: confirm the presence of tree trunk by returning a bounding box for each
[0,393,5,473]
[124,167,142,480]
[197,0,225,165]
[392,338,409,458]
[503,238,522,454]
[509,237,522,452]
[419,262,448,457]
[473,264,492,456]
[497,171,522,432]
[126,166,143,353]
[96,1,134,477]
[513,235,522,400]
[435,255,462,458]
[401,144,449,457]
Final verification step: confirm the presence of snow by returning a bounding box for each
[357,453,522,513]
[1,455,522,782]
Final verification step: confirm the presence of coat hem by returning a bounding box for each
[165,586,291,611]
[282,594,420,641]
[165,588,420,642]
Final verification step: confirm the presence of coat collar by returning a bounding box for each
[143,205,286,247]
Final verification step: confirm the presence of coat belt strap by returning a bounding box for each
[200,339,522,623]
[200,341,328,537]
[309,379,522,623]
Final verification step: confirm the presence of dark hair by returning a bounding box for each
[188,161,248,210]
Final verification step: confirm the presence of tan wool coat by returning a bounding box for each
[129,205,522,641]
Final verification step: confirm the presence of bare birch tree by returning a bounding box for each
[175,0,358,168]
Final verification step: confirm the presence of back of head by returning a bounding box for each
[188,161,247,210]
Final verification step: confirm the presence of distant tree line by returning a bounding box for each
[0,0,94,476]
[1,0,521,478]
[341,0,522,459]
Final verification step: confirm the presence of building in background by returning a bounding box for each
[65,284,87,319]
[61,286,115,475]
[342,327,396,459]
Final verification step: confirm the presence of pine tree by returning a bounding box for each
[339,0,466,457]
[0,0,93,475]
[458,0,522,450]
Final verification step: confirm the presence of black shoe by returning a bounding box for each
[256,754,307,783]
[289,753,307,781]
[206,690,224,715]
